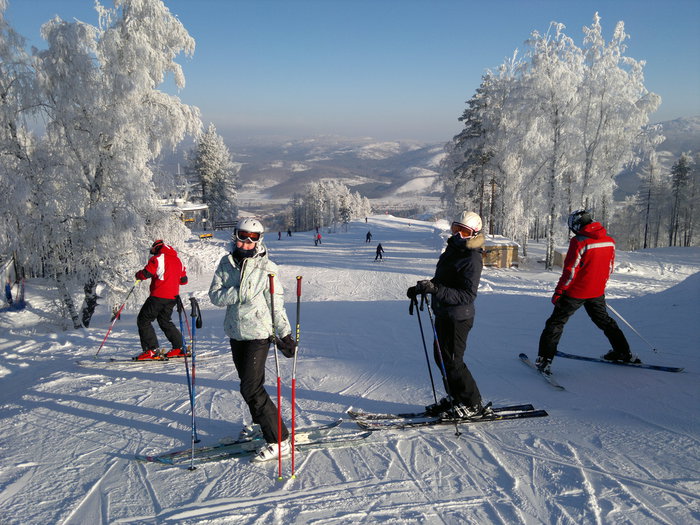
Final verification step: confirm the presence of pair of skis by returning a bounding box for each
[136,419,371,466]
[347,403,548,430]
[520,351,684,390]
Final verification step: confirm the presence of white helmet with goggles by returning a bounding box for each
[451,211,482,239]
[233,217,265,243]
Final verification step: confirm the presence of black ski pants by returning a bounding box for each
[230,338,289,444]
[538,294,630,360]
[137,296,183,352]
[433,315,482,407]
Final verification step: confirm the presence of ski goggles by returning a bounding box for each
[451,221,478,239]
[234,230,261,243]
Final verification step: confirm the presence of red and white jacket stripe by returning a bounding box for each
[555,222,616,299]
[139,244,187,300]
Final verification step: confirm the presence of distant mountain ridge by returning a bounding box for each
[230,135,445,200]
[223,116,699,202]
[615,115,700,198]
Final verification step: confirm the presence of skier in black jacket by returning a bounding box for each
[407,211,488,419]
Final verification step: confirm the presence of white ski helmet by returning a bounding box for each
[233,217,265,243]
[452,211,482,238]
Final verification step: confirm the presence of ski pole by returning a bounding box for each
[410,295,438,406]
[424,295,461,437]
[188,297,203,470]
[607,303,658,353]
[95,280,140,357]
[269,274,284,481]
[176,296,198,445]
[291,275,302,478]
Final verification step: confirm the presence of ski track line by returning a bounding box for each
[436,432,520,525]
[61,458,120,525]
[582,452,683,525]
[150,479,384,523]
[465,428,539,524]
[134,460,164,519]
[568,443,603,525]
[459,431,700,502]
[383,436,449,525]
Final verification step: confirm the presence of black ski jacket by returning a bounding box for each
[430,234,484,321]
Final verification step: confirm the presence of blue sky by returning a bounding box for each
[5,0,700,142]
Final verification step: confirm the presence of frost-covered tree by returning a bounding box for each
[520,23,584,268]
[0,0,39,263]
[292,180,371,232]
[31,0,201,327]
[576,14,661,211]
[440,14,661,266]
[190,123,239,224]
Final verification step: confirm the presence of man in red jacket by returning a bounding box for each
[536,210,634,374]
[134,240,188,360]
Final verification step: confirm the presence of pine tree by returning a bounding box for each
[190,123,239,225]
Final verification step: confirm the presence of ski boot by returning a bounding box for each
[441,402,488,420]
[237,424,263,442]
[165,348,190,358]
[603,349,641,364]
[251,438,291,463]
[425,396,454,417]
[536,356,552,375]
[133,349,165,361]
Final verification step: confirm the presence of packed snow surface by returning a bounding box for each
[0,216,698,524]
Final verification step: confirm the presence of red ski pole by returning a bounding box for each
[291,275,302,478]
[95,280,140,357]
[269,273,283,480]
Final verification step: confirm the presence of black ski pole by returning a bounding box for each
[188,297,203,470]
[410,295,438,406]
[176,296,198,445]
[424,295,461,437]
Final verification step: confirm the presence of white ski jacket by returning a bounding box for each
[208,246,292,341]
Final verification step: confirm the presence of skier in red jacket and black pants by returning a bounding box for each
[536,210,634,374]
[134,240,188,360]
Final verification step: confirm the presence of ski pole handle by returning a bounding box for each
[295,276,302,343]
[190,297,202,329]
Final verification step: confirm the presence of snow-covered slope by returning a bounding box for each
[1,216,698,524]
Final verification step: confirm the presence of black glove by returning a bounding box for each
[406,286,418,299]
[276,334,296,358]
[415,280,437,295]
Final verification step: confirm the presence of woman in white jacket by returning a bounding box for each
[209,218,296,462]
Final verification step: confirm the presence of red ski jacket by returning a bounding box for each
[555,222,616,299]
[136,244,187,300]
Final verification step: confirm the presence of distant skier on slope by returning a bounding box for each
[208,217,297,463]
[375,243,384,261]
[407,211,489,419]
[535,210,635,375]
[134,240,188,360]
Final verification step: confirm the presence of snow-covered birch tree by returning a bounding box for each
[33,0,201,327]
[0,0,39,264]
[440,13,661,265]
[292,180,371,232]
[576,13,661,212]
